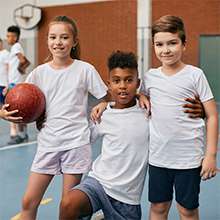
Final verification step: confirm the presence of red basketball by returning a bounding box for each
[5,83,46,123]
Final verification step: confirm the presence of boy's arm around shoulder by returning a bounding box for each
[137,70,151,112]
[90,91,111,123]
[137,93,151,113]
[200,98,219,180]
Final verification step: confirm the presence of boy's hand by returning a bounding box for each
[0,104,23,122]
[138,93,151,113]
[183,96,205,118]
[90,101,108,123]
[200,154,217,180]
[17,54,30,74]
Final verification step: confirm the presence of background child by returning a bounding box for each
[0,38,9,106]
[139,15,218,220]
[2,15,107,219]
[59,51,149,220]
[6,25,29,144]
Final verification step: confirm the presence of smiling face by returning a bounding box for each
[108,67,140,109]
[47,22,76,60]
[153,32,185,68]
[6,32,18,45]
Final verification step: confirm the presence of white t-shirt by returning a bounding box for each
[0,49,9,86]
[8,42,26,84]
[26,60,107,152]
[141,65,213,169]
[89,103,149,205]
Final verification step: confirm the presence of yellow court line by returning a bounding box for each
[11,198,53,220]
[11,213,20,220]
[40,197,53,205]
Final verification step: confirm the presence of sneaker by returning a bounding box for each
[7,135,23,145]
[91,211,104,220]
[20,134,29,143]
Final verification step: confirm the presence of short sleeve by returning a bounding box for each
[11,43,23,56]
[87,66,107,99]
[195,70,214,102]
[25,70,36,84]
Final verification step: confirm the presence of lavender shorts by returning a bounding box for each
[31,144,92,175]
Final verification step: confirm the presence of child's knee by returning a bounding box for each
[60,195,73,211]
[22,194,40,211]
[177,203,198,218]
[60,193,79,218]
[151,202,171,215]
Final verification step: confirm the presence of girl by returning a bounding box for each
[2,15,107,219]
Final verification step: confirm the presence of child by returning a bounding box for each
[59,51,149,220]
[0,38,9,106]
[6,25,29,144]
[2,16,108,219]
[139,15,218,220]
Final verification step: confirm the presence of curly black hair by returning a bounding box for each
[108,50,138,71]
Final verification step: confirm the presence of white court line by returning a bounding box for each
[0,141,37,151]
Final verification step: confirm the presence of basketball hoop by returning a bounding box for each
[13,4,42,30]
[20,16,31,23]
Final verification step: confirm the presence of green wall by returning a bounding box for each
[200,36,220,104]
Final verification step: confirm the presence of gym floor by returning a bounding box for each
[0,99,220,220]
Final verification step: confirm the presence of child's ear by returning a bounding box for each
[183,41,187,51]
[73,38,78,48]
[137,78,140,89]
[107,80,111,91]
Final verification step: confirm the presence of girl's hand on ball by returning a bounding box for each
[0,104,23,122]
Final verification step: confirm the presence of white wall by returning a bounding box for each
[0,0,38,70]
[0,0,107,39]
[0,0,109,68]
[0,0,35,39]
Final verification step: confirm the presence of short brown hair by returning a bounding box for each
[152,15,186,44]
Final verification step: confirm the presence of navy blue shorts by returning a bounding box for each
[0,86,5,104]
[148,164,201,210]
[74,176,141,220]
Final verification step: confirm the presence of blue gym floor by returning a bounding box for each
[0,99,220,220]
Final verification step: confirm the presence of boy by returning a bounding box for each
[139,15,218,220]
[59,51,149,220]
[6,25,29,144]
[0,38,9,106]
